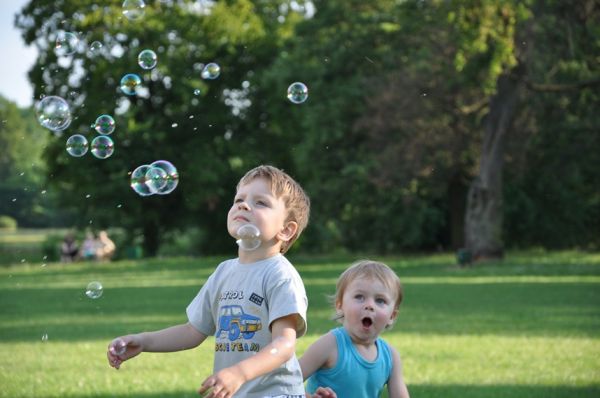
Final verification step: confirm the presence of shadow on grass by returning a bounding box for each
[52,384,600,398]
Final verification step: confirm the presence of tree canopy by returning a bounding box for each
[13,0,599,256]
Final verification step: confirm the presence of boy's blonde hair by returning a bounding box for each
[237,165,310,253]
[334,259,403,321]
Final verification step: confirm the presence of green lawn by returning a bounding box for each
[0,251,599,397]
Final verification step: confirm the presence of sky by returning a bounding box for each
[0,0,37,108]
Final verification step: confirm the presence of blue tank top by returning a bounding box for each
[306,327,393,397]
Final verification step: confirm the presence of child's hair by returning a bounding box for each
[333,259,403,323]
[237,165,310,253]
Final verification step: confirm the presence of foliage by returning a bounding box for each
[0,216,17,231]
[13,0,600,255]
[0,252,599,397]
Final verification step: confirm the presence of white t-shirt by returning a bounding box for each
[186,254,308,397]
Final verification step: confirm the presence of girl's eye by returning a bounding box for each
[354,294,364,301]
[376,298,387,305]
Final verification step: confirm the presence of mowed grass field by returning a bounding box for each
[0,250,599,397]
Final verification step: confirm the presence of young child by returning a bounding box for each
[300,260,410,398]
[107,165,311,398]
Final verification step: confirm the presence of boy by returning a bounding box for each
[107,165,311,398]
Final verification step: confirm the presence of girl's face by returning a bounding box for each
[337,277,398,344]
[227,178,290,247]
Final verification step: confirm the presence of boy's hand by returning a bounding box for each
[107,335,143,369]
[198,365,246,398]
[309,387,337,398]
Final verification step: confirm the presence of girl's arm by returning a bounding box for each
[198,313,300,397]
[387,346,410,398]
[107,322,207,369]
[298,331,337,380]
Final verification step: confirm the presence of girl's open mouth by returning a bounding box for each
[361,317,373,328]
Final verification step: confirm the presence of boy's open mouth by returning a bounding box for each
[362,317,373,327]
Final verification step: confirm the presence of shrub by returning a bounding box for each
[0,216,17,231]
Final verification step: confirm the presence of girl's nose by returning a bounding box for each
[238,201,250,210]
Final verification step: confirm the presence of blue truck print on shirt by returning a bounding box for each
[217,304,262,341]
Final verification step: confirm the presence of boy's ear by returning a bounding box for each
[387,308,399,327]
[277,220,298,243]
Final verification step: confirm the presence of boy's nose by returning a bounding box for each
[238,201,250,210]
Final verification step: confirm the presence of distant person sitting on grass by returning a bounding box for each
[96,230,115,261]
[60,233,79,263]
[80,231,98,261]
[107,165,311,398]
[300,259,410,398]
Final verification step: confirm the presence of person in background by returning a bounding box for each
[60,232,79,262]
[300,259,410,398]
[96,230,116,261]
[107,165,311,398]
[80,231,98,261]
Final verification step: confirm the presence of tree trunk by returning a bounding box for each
[464,70,522,260]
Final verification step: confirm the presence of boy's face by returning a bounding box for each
[337,277,398,344]
[227,177,292,247]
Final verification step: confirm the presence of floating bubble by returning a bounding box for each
[236,224,261,251]
[88,40,103,56]
[137,49,157,70]
[85,281,103,299]
[201,63,220,80]
[150,160,179,194]
[122,0,145,20]
[193,89,201,96]
[145,166,168,193]
[35,96,72,131]
[111,338,127,356]
[120,73,142,96]
[287,82,308,104]
[94,114,115,135]
[130,165,154,196]
[55,31,79,56]
[91,136,114,159]
[66,134,88,157]
[41,334,48,342]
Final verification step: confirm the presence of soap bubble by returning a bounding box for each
[35,96,72,131]
[145,166,168,193]
[88,41,103,57]
[137,49,157,70]
[130,165,154,196]
[287,82,308,104]
[66,134,88,157]
[193,89,201,96]
[110,338,127,356]
[41,334,48,342]
[150,160,179,194]
[94,114,115,135]
[91,136,114,159]
[120,73,142,96]
[122,0,145,20]
[201,63,220,80]
[85,281,103,299]
[236,224,261,251]
[55,31,79,56]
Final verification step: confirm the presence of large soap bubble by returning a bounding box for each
[287,82,308,104]
[201,63,221,80]
[138,49,157,70]
[66,134,88,157]
[35,96,72,131]
[55,31,79,56]
[130,165,154,196]
[122,0,145,20]
[120,73,142,96]
[94,114,116,135]
[91,136,114,159]
[236,224,261,251]
[150,160,179,195]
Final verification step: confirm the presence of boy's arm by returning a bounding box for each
[387,346,410,398]
[107,322,207,369]
[299,331,337,380]
[198,314,299,397]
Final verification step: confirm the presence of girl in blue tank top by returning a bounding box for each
[300,260,410,398]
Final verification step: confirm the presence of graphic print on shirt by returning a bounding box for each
[216,304,263,341]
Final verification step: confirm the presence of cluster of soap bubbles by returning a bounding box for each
[130,160,179,196]
[65,114,116,159]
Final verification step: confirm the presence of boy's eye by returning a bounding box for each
[354,294,364,301]
[376,298,387,305]
[256,200,267,206]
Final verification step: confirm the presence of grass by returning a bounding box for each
[0,251,599,397]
